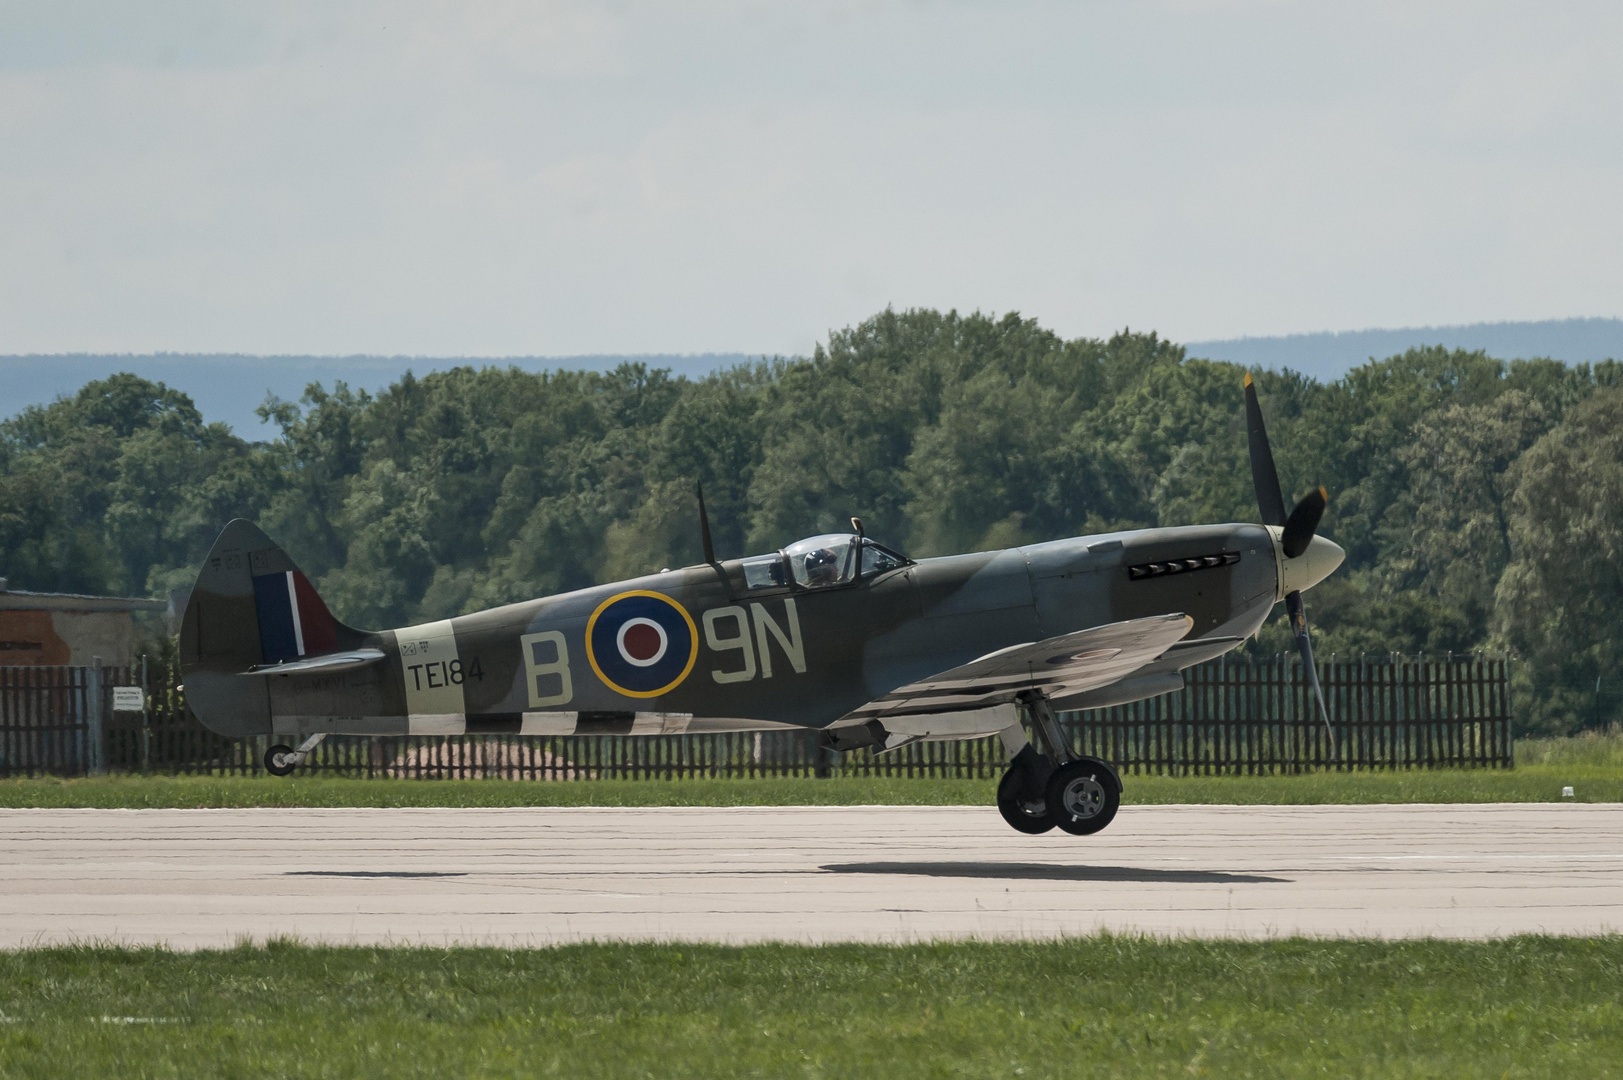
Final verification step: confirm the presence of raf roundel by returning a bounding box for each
[585,591,699,698]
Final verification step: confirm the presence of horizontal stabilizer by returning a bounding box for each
[246,648,386,676]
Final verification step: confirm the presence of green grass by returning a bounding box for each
[2,729,1618,809]
[1,938,1621,1077]
[0,764,1617,809]
[1124,764,1622,804]
[1520,725,1623,769]
[0,773,1001,809]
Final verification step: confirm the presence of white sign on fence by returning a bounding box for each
[112,686,145,712]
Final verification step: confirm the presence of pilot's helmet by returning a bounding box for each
[803,547,840,584]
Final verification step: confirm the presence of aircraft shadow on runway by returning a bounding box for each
[284,871,469,879]
[820,862,1288,884]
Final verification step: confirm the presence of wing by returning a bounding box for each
[1130,633,1244,676]
[837,613,1194,724]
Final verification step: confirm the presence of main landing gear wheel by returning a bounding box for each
[264,744,297,777]
[1045,758,1120,836]
[997,764,1055,834]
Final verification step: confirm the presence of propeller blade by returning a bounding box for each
[1247,376,1334,750]
[696,482,717,564]
[1281,486,1328,559]
[1286,589,1334,748]
[1243,372,1288,528]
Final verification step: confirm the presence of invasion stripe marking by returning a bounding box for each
[408,713,465,735]
[400,711,699,736]
[279,713,790,736]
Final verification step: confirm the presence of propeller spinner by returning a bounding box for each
[1243,373,1345,745]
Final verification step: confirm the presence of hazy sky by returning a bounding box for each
[3,1,1620,357]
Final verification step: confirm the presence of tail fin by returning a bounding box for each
[180,520,364,735]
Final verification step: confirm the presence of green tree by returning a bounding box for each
[6,314,1620,735]
[0,374,259,597]
[1494,386,1623,733]
[1393,391,1552,631]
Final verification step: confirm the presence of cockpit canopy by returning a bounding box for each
[740,533,909,591]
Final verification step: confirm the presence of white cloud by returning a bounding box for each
[0,0,1620,355]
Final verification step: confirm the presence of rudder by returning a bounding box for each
[248,559,340,663]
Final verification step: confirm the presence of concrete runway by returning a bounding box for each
[2,803,1620,948]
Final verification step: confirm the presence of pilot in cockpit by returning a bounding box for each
[802,546,842,587]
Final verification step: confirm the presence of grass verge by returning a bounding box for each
[2,938,1621,1078]
[0,762,1617,809]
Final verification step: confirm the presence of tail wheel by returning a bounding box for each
[264,744,297,777]
[1045,758,1121,836]
[997,765,1056,834]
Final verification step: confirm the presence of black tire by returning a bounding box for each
[997,764,1056,834]
[1045,757,1120,836]
[264,744,297,777]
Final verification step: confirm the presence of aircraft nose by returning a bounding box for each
[1278,533,1345,597]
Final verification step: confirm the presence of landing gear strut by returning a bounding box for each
[994,691,1120,836]
[264,733,326,777]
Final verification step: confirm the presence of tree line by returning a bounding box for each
[3,308,1619,734]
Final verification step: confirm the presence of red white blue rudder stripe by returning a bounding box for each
[251,570,338,664]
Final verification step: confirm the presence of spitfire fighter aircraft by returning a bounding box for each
[180,377,1344,835]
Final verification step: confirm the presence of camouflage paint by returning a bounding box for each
[181,517,1282,739]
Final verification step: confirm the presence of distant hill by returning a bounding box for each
[8,319,1621,436]
[1185,318,1623,383]
[0,353,756,437]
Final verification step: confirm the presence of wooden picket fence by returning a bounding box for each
[0,653,1512,780]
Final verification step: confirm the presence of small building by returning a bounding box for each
[0,577,167,668]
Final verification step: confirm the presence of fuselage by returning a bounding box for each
[181,519,1349,741]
